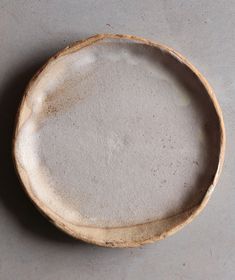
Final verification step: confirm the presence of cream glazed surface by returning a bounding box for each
[14,37,221,230]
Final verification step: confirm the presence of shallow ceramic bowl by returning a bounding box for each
[13,34,225,247]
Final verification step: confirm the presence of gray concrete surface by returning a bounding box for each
[0,1,234,279]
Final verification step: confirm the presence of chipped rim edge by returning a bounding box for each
[12,34,226,248]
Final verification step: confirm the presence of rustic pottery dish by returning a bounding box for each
[13,34,225,247]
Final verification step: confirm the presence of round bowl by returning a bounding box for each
[13,34,225,247]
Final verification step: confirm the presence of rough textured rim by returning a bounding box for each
[12,34,225,248]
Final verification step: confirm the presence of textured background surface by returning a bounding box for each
[0,1,234,279]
